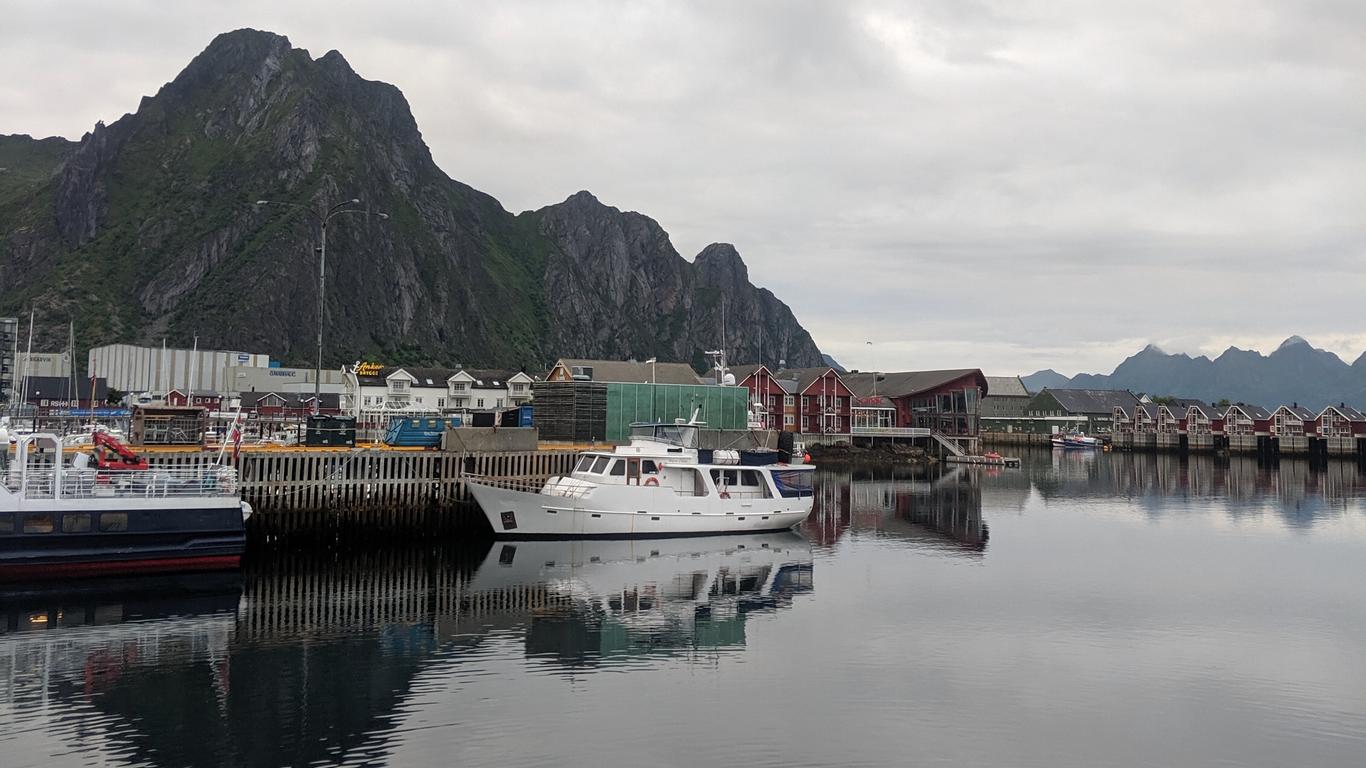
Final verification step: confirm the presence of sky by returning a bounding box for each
[2,0,1364,376]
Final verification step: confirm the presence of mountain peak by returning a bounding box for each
[1276,335,1309,351]
[1140,343,1165,354]
[694,243,749,287]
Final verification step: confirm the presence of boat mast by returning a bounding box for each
[18,309,34,426]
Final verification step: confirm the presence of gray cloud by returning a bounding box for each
[2,0,1363,375]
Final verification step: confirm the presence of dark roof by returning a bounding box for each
[844,369,985,399]
[1188,403,1227,419]
[984,376,1030,398]
[1226,403,1271,420]
[776,379,798,395]
[1164,397,1208,410]
[1321,404,1366,421]
[728,364,769,383]
[552,358,703,385]
[251,391,341,409]
[23,376,108,400]
[1037,388,1141,415]
[772,367,844,394]
[1276,404,1317,420]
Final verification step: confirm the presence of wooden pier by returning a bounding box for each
[146,448,579,535]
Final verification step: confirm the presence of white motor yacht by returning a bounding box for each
[467,419,815,537]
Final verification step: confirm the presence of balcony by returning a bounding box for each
[850,426,930,437]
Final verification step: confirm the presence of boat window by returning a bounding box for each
[23,514,54,534]
[740,470,762,486]
[0,513,12,534]
[575,456,594,472]
[99,512,129,533]
[641,460,659,474]
[710,469,739,487]
[591,456,611,474]
[62,513,92,533]
[609,460,626,476]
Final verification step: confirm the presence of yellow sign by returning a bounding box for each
[355,362,384,377]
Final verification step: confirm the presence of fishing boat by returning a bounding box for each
[0,432,251,579]
[467,416,815,537]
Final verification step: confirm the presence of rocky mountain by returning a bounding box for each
[0,29,824,372]
[1022,336,1366,409]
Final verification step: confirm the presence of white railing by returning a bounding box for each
[5,467,240,500]
[849,426,930,436]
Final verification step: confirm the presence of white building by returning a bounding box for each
[344,365,535,417]
[89,343,271,395]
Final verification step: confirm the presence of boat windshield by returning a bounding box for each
[629,423,699,449]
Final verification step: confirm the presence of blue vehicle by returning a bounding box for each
[383,415,462,447]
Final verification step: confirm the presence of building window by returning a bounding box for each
[801,396,809,410]
[477,398,485,408]
[511,383,527,393]
[784,395,794,406]
[450,382,468,393]
[390,379,408,392]
[438,398,446,408]
[784,414,794,426]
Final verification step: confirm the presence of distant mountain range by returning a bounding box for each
[1022,336,1366,410]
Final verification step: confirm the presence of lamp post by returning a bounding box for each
[866,340,876,397]
[255,198,389,414]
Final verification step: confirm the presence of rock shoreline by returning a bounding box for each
[806,443,937,467]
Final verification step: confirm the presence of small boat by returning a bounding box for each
[1051,433,1102,450]
[1,433,251,580]
[467,416,815,537]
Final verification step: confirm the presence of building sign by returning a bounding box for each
[237,353,251,364]
[355,362,384,377]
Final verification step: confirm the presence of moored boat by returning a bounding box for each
[1,433,251,580]
[467,418,815,537]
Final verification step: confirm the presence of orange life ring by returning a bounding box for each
[644,477,660,487]
[719,490,731,499]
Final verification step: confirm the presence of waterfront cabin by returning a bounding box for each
[1185,404,1226,451]
[546,358,704,385]
[1112,404,1136,449]
[1270,404,1318,454]
[1131,403,1158,449]
[1223,404,1272,453]
[165,389,223,410]
[1155,404,1187,450]
[1316,404,1366,456]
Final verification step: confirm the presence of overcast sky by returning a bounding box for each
[3,0,1364,375]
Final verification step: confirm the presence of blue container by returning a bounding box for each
[383,415,462,447]
[518,405,534,427]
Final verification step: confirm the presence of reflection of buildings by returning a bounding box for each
[2,535,813,766]
[1020,449,1366,528]
[806,466,988,553]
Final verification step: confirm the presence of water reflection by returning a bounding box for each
[806,465,990,553]
[1026,449,1366,528]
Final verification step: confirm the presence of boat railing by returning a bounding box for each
[4,467,240,500]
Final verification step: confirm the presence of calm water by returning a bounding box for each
[4,450,1366,767]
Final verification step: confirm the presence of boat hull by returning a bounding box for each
[0,504,247,581]
[468,481,812,538]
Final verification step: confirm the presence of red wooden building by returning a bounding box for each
[1270,404,1318,437]
[1223,404,1271,435]
[166,389,223,410]
[1185,404,1226,436]
[844,369,988,438]
[732,364,790,431]
[1316,404,1366,437]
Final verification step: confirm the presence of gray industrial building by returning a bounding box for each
[88,343,272,396]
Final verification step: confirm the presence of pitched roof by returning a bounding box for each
[1226,403,1271,420]
[1188,403,1226,419]
[1276,404,1317,420]
[772,367,844,394]
[1321,404,1366,421]
[1164,397,1208,411]
[356,366,461,386]
[844,369,985,399]
[728,364,769,383]
[251,391,342,409]
[1037,388,1141,415]
[452,368,532,386]
[553,358,704,385]
[984,376,1030,398]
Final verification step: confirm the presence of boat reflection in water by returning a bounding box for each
[468,533,814,666]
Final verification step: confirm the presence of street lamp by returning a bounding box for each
[255,198,390,414]
[866,340,876,397]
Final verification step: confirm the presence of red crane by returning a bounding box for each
[90,430,149,471]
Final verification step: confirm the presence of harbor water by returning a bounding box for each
[3,449,1365,767]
